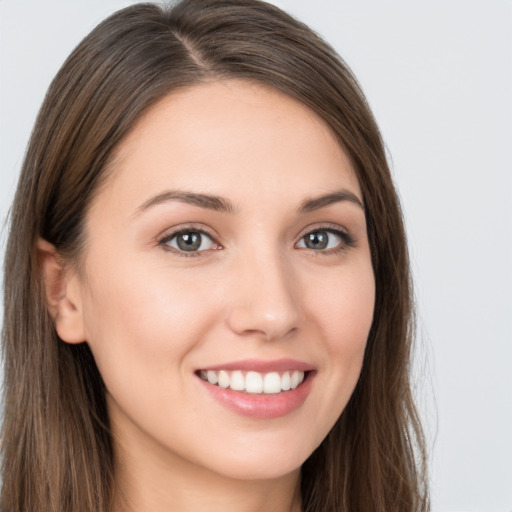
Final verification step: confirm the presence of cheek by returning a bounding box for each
[80,257,221,388]
[310,261,375,353]
[305,260,375,414]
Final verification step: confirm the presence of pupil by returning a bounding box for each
[306,231,328,249]
[177,232,201,251]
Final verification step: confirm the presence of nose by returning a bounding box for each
[226,249,301,342]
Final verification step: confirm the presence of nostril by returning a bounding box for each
[226,306,301,342]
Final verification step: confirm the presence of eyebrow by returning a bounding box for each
[136,190,238,215]
[297,190,364,213]
[134,188,364,217]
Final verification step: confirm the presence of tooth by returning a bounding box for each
[281,371,291,391]
[218,370,230,388]
[263,372,281,394]
[204,368,306,393]
[245,371,263,393]
[207,370,218,385]
[290,370,302,389]
[230,370,245,391]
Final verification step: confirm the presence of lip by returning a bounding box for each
[196,359,316,419]
[198,358,316,373]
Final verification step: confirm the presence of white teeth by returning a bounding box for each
[218,370,230,388]
[281,371,291,391]
[290,370,301,389]
[263,372,281,394]
[230,370,245,391]
[207,370,218,385]
[245,371,263,394]
[199,369,306,394]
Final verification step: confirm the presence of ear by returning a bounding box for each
[37,238,86,344]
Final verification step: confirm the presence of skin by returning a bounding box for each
[42,80,375,512]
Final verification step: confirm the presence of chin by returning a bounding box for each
[193,433,318,482]
[212,457,303,482]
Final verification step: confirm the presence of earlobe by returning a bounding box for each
[37,238,86,344]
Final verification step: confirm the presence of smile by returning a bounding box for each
[198,369,306,394]
[196,359,315,419]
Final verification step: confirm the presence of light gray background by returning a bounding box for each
[1,1,511,511]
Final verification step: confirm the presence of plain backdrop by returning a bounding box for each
[0,1,511,511]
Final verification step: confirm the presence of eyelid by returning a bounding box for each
[296,222,351,240]
[156,222,356,257]
[295,223,356,252]
[158,224,222,256]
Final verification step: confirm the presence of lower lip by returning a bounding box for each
[197,372,315,419]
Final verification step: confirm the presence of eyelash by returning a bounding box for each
[158,226,220,258]
[158,224,356,258]
[297,225,356,255]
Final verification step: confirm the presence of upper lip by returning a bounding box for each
[198,358,315,373]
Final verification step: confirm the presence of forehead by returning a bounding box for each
[94,79,361,215]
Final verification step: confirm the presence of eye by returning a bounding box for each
[296,228,354,252]
[160,229,219,254]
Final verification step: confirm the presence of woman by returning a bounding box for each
[1,1,429,511]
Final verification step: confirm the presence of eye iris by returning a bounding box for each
[177,232,201,251]
[305,231,328,250]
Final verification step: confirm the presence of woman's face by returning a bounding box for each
[67,80,375,482]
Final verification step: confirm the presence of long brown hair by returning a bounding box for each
[1,1,429,510]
